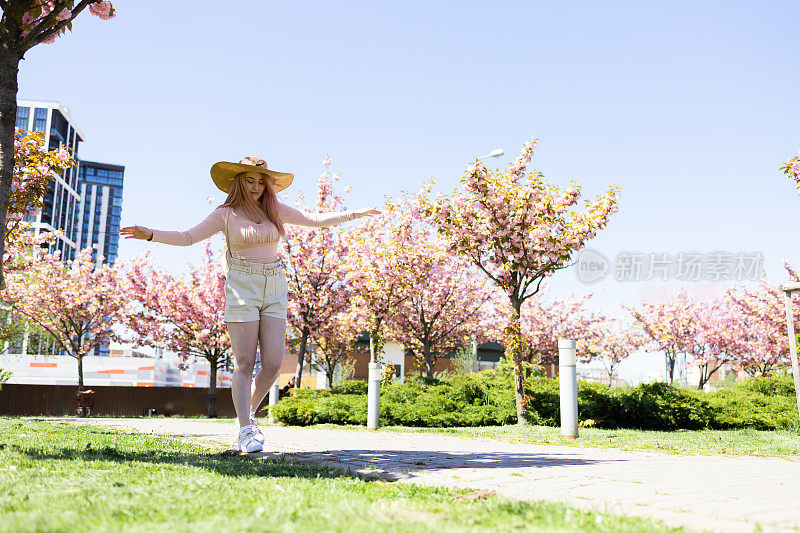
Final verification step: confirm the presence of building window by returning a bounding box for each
[33,108,47,132]
[16,107,29,130]
[51,110,68,141]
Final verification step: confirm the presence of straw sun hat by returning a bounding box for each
[210,156,294,193]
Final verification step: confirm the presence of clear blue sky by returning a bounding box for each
[17,1,800,380]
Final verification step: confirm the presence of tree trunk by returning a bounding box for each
[207,356,218,418]
[294,326,309,389]
[698,361,723,390]
[698,364,708,390]
[423,340,434,378]
[0,47,21,290]
[509,297,529,425]
[325,364,335,390]
[77,355,84,391]
[665,353,676,384]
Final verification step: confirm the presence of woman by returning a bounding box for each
[120,156,379,453]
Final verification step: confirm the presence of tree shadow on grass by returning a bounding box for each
[17,439,366,482]
[14,423,620,484]
[20,443,617,484]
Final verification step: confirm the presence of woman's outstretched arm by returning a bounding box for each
[278,203,380,228]
[120,207,227,245]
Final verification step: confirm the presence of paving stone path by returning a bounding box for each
[63,417,800,532]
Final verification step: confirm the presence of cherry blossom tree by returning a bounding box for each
[345,199,414,367]
[0,1,115,289]
[689,295,753,389]
[626,290,701,384]
[1,242,124,389]
[728,263,799,376]
[387,259,492,377]
[310,308,364,388]
[583,319,647,386]
[281,157,354,388]
[488,288,605,372]
[424,140,619,423]
[781,150,800,195]
[366,192,494,377]
[0,129,74,352]
[6,129,74,255]
[123,243,230,417]
[389,247,493,375]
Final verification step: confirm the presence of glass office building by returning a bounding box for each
[15,100,84,260]
[74,161,125,266]
[11,100,125,357]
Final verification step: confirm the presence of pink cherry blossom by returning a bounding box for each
[2,245,126,390]
[373,192,497,377]
[122,243,230,416]
[88,1,115,20]
[422,140,620,423]
[281,158,358,387]
[782,152,800,192]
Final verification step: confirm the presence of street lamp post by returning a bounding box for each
[780,282,800,422]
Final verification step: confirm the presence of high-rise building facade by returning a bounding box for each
[73,160,124,266]
[11,100,125,357]
[15,100,84,260]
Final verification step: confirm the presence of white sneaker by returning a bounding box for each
[237,424,263,453]
[250,417,266,444]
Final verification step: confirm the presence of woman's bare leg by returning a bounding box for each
[250,316,286,416]
[227,320,260,428]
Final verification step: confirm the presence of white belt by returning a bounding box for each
[228,262,283,276]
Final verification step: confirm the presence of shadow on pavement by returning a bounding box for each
[249,447,620,481]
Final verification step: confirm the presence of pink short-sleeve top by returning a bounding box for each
[150,203,359,264]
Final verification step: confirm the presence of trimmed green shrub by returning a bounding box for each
[707,387,797,430]
[330,380,368,395]
[523,377,560,425]
[272,368,799,430]
[274,369,517,428]
[616,382,712,430]
[735,373,795,397]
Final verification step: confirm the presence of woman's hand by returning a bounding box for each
[119,226,153,240]
[355,207,381,218]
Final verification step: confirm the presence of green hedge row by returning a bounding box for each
[271,369,798,431]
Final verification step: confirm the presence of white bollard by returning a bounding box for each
[267,383,279,424]
[367,362,382,430]
[558,339,579,440]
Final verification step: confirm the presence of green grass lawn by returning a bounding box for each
[301,423,800,458]
[0,418,679,533]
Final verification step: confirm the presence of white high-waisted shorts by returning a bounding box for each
[224,256,288,322]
